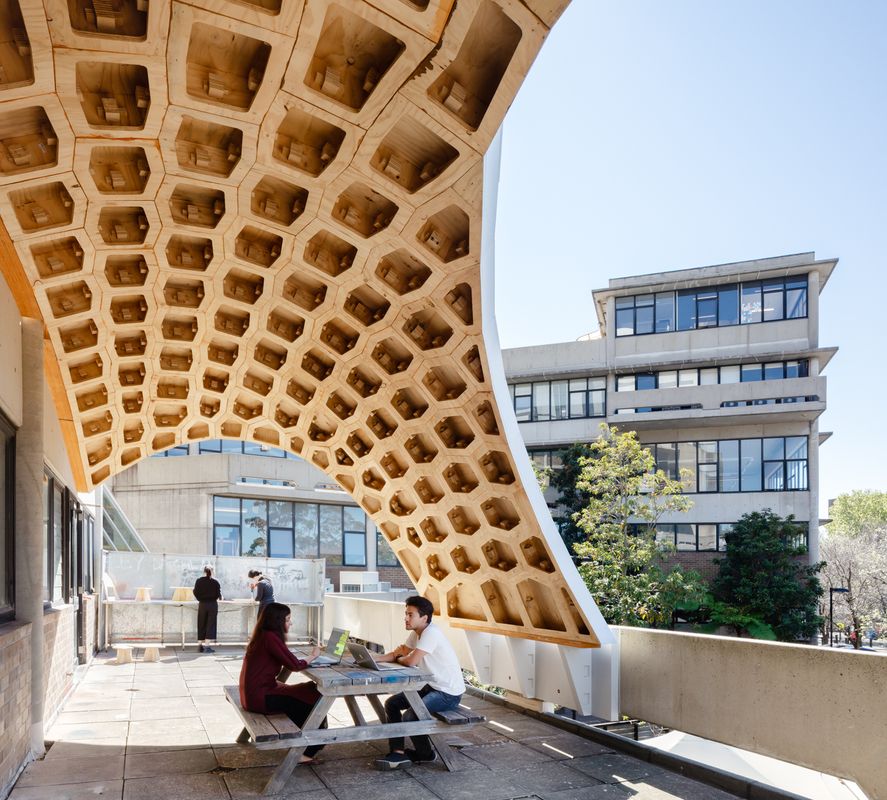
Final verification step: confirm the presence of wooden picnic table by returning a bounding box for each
[227,653,480,795]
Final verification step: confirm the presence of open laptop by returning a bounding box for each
[309,627,350,666]
[347,642,402,671]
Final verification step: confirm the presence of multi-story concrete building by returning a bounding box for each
[112,251,834,584]
[506,251,833,576]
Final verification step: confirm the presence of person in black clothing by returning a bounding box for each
[193,566,222,653]
[248,569,274,609]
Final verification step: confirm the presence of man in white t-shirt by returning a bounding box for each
[375,595,466,769]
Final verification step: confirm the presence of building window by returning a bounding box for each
[213,496,366,565]
[0,414,13,621]
[649,436,808,494]
[199,440,300,459]
[615,360,809,390]
[509,377,606,422]
[151,444,189,457]
[635,521,806,552]
[615,276,808,336]
[377,531,399,567]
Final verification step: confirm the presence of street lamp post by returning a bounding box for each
[829,586,850,646]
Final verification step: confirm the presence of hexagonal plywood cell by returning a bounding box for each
[0,0,605,649]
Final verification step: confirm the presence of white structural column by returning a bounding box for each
[14,318,46,756]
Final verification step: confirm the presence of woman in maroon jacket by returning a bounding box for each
[239,602,325,763]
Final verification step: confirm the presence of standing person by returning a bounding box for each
[193,565,222,654]
[248,569,275,610]
[239,602,326,765]
[374,596,465,769]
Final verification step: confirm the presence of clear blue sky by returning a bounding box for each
[493,1,887,516]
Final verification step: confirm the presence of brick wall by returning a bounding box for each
[43,607,75,719]
[0,623,31,799]
[664,552,721,582]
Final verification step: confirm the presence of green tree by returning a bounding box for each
[827,490,887,537]
[712,510,824,641]
[549,443,595,552]
[571,424,706,627]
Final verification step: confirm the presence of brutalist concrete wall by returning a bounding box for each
[618,626,886,799]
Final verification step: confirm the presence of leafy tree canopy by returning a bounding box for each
[712,510,823,641]
[827,491,887,537]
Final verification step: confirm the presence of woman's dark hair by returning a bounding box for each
[247,569,262,578]
[246,602,290,657]
[203,565,213,577]
[405,595,434,624]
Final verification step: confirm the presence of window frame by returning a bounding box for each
[0,413,14,622]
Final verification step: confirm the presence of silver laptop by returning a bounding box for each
[347,642,402,671]
[310,627,350,666]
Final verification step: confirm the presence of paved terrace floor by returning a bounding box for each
[10,649,741,800]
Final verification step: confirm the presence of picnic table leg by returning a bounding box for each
[344,695,367,726]
[367,694,387,722]
[402,690,461,772]
[263,695,335,796]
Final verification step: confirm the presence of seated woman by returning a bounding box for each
[239,602,325,764]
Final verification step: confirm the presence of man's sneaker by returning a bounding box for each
[375,752,411,770]
[202,646,215,654]
[405,749,437,764]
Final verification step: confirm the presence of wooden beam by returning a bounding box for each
[449,620,600,649]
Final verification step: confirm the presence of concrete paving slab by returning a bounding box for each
[311,756,414,790]
[121,772,229,800]
[411,766,526,800]
[44,739,127,761]
[568,753,669,785]
[17,755,125,787]
[9,779,124,800]
[54,708,133,724]
[537,784,633,800]
[330,775,443,800]
[459,740,555,769]
[621,773,741,800]
[129,699,199,721]
[521,733,616,760]
[224,764,326,797]
[47,721,130,742]
[510,760,606,794]
[124,747,218,778]
[213,744,288,769]
[188,685,226,696]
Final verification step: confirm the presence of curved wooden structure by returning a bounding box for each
[0,0,610,647]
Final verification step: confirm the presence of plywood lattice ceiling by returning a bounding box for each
[0,0,601,646]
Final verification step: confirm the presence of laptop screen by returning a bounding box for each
[326,628,349,657]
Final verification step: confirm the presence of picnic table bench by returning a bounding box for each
[225,659,484,795]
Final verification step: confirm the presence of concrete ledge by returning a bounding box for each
[467,686,811,800]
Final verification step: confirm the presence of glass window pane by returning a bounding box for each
[718,285,739,325]
[243,441,264,456]
[677,290,696,330]
[214,496,240,525]
[763,287,784,321]
[720,365,740,384]
[588,377,607,390]
[616,376,634,392]
[344,505,365,532]
[698,441,718,463]
[787,286,807,318]
[764,362,784,380]
[635,304,654,335]
[655,292,675,333]
[698,464,718,492]
[678,369,698,387]
[269,528,294,558]
[214,525,239,557]
[52,485,63,602]
[200,439,222,453]
[269,500,293,527]
[588,390,606,417]
[718,523,733,551]
[658,371,677,389]
[551,381,569,420]
[636,374,656,391]
[786,460,808,490]
[656,443,677,480]
[616,308,634,336]
[740,439,762,491]
[241,499,267,556]
[514,383,532,397]
[294,503,318,557]
[697,296,718,328]
[515,395,531,422]
[764,461,784,490]
[655,524,675,546]
[569,392,586,418]
[676,524,696,551]
[344,531,366,566]
[221,439,243,453]
[741,283,762,324]
[719,440,740,492]
[377,532,398,567]
[615,296,634,309]
[763,438,784,460]
[785,436,807,461]
[698,524,717,551]
[785,361,800,379]
[741,363,763,382]
[700,368,718,386]
[319,505,343,566]
[569,378,587,392]
[678,443,697,492]
[635,294,654,307]
[533,383,551,421]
